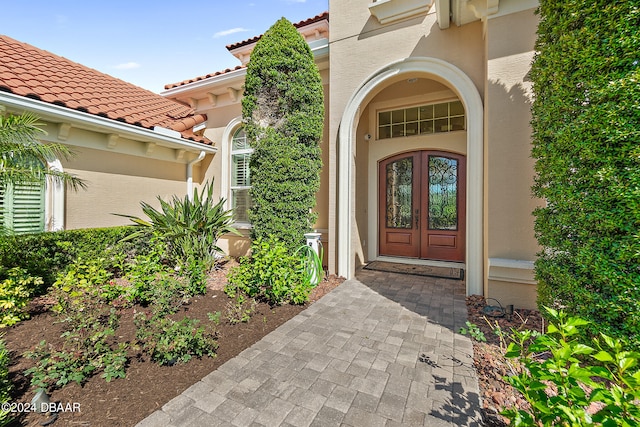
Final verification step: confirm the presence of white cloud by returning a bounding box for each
[284,0,307,3]
[213,27,251,38]
[114,62,141,70]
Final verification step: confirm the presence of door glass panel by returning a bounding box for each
[385,157,413,229]
[428,156,458,230]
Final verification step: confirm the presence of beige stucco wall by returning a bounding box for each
[484,7,540,309]
[62,146,194,229]
[32,119,208,231]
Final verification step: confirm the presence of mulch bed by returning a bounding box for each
[465,295,545,426]
[3,260,343,427]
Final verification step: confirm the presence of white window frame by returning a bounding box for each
[221,118,252,228]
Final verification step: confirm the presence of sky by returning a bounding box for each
[0,0,328,93]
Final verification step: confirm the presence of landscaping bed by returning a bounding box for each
[465,295,545,427]
[4,262,343,427]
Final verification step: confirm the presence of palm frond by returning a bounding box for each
[0,110,86,191]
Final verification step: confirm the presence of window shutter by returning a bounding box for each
[0,182,45,234]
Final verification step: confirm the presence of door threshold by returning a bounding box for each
[374,256,465,270]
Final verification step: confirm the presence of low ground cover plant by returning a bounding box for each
[134,314,218,366]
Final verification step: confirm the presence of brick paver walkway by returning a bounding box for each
[137,269,482,427]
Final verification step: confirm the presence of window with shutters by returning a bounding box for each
[0,181,45,234]
[230,127,252,223]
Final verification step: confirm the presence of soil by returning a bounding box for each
[3,260,344,427]
[465,295,545,427]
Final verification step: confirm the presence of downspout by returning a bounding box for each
[186,151,206,200]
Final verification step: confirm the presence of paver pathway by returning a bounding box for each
[137,269,482,426]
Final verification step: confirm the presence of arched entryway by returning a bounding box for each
[337,57,484,296]
[379,150,466,262]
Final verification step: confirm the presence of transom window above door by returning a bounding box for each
[377,100,465,140]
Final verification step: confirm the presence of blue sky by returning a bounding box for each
[0,0,328,93]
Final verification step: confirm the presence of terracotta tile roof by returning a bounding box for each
[226,11,329,51]
[0,35,210,144]
[164,65,246,90]
[164,11,329,90]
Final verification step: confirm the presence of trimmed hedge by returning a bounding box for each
[0,226,149,293]
[531,1,640,346]
[242,17,324,250]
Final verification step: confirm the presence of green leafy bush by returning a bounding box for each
[118,180,237,271]
[51,259,114,313]
[242,18,324,250]
[0,338,11,426]
[124,241,169,305]
[531,1,640,346]
[0,267,42,327]
[225,237,314,305]
[502,307,640,426]
[134,313,217,365]
[0,226,148,291]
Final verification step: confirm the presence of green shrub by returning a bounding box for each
[0,226,148,291]
[242,18,324,251]
[124,241,169,305]
[118,180,237,271]
[225,237,314,305]
[0,338,10,426]
[51,259,114,313]
[502,308,640,426]
[134,313,217,366]
[531,1,640,346]
[0,267,42,327]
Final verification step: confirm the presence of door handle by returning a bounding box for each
[415,209,419,229]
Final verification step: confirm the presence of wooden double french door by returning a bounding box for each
[379,151,466,262]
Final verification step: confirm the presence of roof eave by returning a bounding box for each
[160,67,248,98]
[0,91,216,155]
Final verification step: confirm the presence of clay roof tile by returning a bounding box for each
[0,34,209,144]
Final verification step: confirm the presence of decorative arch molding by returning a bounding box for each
[337,56,484,296]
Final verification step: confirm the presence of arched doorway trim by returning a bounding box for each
[337,56,484,296]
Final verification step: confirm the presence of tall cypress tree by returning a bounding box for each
[242,18,324,250]
[531,1,640,344]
